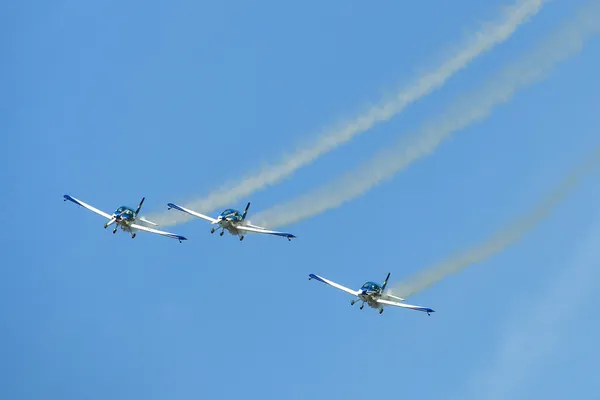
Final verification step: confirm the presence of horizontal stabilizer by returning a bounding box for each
[138,217,158,226]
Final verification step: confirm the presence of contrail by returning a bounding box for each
[149,0,545,226]
[252,1,600,229]
[389,147,600,299]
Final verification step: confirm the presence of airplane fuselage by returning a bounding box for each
[354,282,386,312]
[106,206,138,234]
[358,293,382,309]
[214,218,245,237]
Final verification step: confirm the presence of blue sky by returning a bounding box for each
[3,0,600,399]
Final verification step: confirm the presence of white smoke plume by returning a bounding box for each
[149,0,546,226]
[389,147,600,299]
[252,1,600,229]
[461,216,600,400]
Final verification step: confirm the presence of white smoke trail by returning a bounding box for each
[252,1,600,229]
[389,147,600,299]
[149,0,546,226]
[461,216,600,400]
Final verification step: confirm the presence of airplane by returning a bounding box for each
[308,273,434,315]
[64,194,187,242]
[166,202,296,241]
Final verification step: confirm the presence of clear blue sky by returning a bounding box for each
[3,0,600,399]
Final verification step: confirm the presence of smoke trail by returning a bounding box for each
[252,1,600,229]
[462,218,600,399]
[389,147,600,299]
[149,0,545,226]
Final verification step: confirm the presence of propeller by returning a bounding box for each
[104,217,117,228]
[241,202,251,221]
[135,197,145,216]
[381,272,391,292]
[104,209,126,228]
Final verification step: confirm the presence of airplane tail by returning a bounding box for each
[381,273,391,292]
[135,197,145,216]
[241,202,251,221]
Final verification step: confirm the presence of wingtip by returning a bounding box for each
[167,203,185,212]
[63,194,77,204]
[308,274,326,284]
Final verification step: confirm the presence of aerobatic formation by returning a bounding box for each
[63,193,433,315]
[64,0,600,318]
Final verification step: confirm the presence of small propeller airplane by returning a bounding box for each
[166,202,296,241]
[308,273,434,315]
[64,194,187,242]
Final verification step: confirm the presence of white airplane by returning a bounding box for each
[166,202,296,241]
[308,273,434,315]
[64,194,187,242]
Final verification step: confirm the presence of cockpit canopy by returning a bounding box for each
[361,282,382,293]
[220,209,243,222]
[115,206,135,218]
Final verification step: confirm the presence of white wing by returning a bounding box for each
[64,194,112,219]
[383,293,406,302]
[376,299,435,314]
[138,217,158,226]
[166,203,218,223]
[130,223,188,241]
[308,274,359,297]
[236,224,296,239]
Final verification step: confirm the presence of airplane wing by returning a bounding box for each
[376,299,434,314]
[383,293,406,302]
[167,203,218,223]
[64,194,112,220]
[308,274,359,297]
[235,224,296,239]
[130,223,188,242]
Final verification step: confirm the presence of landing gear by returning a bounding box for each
[131,233,136,239]
[379,309,384,314]
[351,300,356,306]
[239,235,244,241]
[219,231,224,236]
[210,228,215,234]
[113,228,117,234]
[360,304,364,310]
